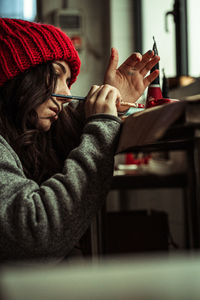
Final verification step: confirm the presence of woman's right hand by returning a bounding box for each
[104,48,160,104]
[84,84,121,119]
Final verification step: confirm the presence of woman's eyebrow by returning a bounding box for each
[54,62,66,74]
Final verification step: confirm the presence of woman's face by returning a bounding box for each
[35,61,72,131]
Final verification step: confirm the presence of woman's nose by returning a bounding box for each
[56,88,71,102]
[55,79,71,95]
[64,85,71,96]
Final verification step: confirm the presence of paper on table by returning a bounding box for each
[116,100,187,154]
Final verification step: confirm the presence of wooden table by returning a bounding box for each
[91,99,200,256]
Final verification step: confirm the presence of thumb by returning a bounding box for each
[105,47,119,76]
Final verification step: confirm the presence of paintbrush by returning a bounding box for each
[51,93,143,108]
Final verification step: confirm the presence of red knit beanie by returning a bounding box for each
[0,18,81,87]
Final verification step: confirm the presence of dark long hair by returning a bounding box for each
[0,62,84,184]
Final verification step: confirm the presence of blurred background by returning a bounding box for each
[1,0,200,96]
[1,0,200,254]
[2,3,200,299]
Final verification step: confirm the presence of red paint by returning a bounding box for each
[146,98,179,108]
[146,84,179,108]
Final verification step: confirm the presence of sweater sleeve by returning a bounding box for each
[0,114,121,261]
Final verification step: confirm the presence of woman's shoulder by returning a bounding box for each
[0,134,23,169]
[0,134,14,151]
[0,134,12,151]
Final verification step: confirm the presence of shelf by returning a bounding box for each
[111,172,187,189]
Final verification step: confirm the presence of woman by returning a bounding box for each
[0,18,159,262]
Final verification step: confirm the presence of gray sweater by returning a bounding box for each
[0,113,121,262]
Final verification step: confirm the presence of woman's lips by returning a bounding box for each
[49,107,59,114]
[52,115,58,120]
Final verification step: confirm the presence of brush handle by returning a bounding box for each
[51,94,144,108]
[51,94,86,101]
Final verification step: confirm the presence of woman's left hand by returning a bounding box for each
[104,48,160,105]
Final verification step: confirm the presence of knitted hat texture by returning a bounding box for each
[0,18,81,87]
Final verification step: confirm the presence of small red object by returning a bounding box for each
[125,153,151,165]
[71,36,82,51]
[146,97,179,108]
[137,103,145,108]
[146,84,179,108]
[125,153,135,164]
[146,38,179,109]
[147,84,163,102]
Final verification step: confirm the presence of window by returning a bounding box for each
[141,0,200,78]
[0,0,36,21]
[187,0,200,77]
[141,0,176,78]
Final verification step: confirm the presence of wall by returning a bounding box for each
[40,0,136,95]
[142,0,176,78]
[110,0,135,65]
[41,0,111,96]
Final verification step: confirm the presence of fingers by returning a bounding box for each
[86,85,101,98]
[133,50,154,70]
[143,69,159,88]
[118,51,158,78]
[96,85,121,107]
[85,85,102,117]
[85,84,120,118]
[140,55,160,77]
[104,48,119,79]
[119,52,142,71]
[123,50,159,78]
